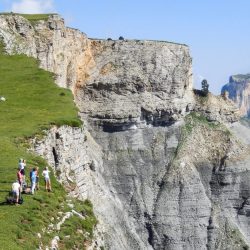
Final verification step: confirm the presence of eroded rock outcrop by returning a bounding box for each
[193,92,240,123]
[0,14,93,89]
[1,13,250,250]
[221,74,250,117]
[76,39,195,129]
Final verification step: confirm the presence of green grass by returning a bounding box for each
[0,44,96,249]
[0,52,81,138]
[0,13,54,22]
[184,112,218,132]
[18,14,54,22]
[58,200,98,249]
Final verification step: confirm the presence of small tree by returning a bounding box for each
[119,36,124,41]
[201,79,209,96]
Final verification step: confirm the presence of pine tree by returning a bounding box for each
[201,79,209,96]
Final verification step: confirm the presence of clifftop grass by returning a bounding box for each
[0,13,55,22]
[0,49,81,138]
[0,44,96,249]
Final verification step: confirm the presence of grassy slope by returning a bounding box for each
[18,14,53,22]
[0,13,54,22]
[0,43,96,249]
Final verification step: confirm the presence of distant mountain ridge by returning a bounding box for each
[229,74,250,83]
[221,73,250,117]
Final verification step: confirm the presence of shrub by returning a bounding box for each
[201,79,209,96]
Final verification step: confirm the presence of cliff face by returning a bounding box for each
[77,39,195,130]
[0,14,93,90]
[32,121,250,250]
[1,14,250,250]
[221,74,250,117]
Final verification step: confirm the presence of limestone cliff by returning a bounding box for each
[221,74,250,117]
[0,14,92,90]
[1,14,250,250]
[77,38,195,130]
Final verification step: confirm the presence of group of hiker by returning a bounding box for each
[11,158,52,205]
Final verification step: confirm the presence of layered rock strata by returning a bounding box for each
[221,74,250,117]
[32,120,250,250]
[76,39,194,129]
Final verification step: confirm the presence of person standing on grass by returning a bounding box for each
[17,168,23,193]
[18,158,26,182]
[29,167,34,187]
[35,167,39,190]
[42,167,51,192]
[30,168,37,195]
[18,158,23,170]
[12,180,21,205]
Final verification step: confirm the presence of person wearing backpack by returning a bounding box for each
[12,180,21,205]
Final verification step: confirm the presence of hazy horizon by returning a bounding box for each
[1,0,249,94]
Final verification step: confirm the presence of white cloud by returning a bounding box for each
[11,0,54,14]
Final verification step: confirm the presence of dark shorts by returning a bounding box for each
[12,190,19,197]
[20,169,25,176]
[36,177,39,183]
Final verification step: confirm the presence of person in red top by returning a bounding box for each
[17,168,23,193]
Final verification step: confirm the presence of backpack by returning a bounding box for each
[18,197,24,204]
[6,195,24,205]
[6,196,15,204]
[22,187,31,194]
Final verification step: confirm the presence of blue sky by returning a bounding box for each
[1,0,249,94]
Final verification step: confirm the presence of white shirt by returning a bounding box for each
[42,170,50,179]
[12,182,20,192]
[18,162,25,170]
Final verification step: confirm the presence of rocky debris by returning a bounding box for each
[50,236,60,250]
[193,91,240,123]
[37,205,92,250]
[67,203,74,209]
[72,209,85,219]
[56,212,72,231]
[221,74,250,117]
